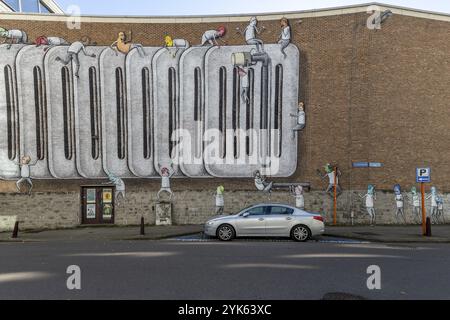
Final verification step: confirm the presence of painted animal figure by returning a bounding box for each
[0,27,28,49]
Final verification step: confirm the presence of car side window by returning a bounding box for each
[269,206,294,215]
[246,206,266,216]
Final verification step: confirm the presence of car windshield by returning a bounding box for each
[237,205,258,215]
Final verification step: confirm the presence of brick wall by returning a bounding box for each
[1,188,448,231]
[1,12,449,190]
[0,11,449,229]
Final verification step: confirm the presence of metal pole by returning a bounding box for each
[333,167,337,225]
[421,183,426,236]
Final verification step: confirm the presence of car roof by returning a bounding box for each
[248,203,297,209]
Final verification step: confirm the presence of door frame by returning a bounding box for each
[80,185,115,225]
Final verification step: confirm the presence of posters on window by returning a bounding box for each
[86,204,96,219]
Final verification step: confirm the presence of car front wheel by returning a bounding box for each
[217,224,235,241]
[291,225,311,242]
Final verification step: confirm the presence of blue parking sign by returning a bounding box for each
[416,168,431,183]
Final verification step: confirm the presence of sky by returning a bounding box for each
[57,0,450,16]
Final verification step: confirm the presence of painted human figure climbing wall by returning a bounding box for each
[55,39,96,77]
[0,27,28,48]
[317,163,342,197]
[111,31,146,57]
[15,156,37,195]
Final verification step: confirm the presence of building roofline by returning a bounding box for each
[0,2,449,23]
[41,0,65,14]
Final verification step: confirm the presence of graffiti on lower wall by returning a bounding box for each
[0,18,301,182]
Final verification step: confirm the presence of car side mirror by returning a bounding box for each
[242,212,250,218]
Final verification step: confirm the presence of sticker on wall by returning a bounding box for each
[103,189,113,204]
[86,189,96,203]
[86,204,96,219]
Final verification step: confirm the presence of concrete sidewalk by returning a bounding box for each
[2,224,450,243]
[324,225,450,243]
[0,224,203,242]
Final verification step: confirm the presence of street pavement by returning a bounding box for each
[1,237,449,299]
[324,225,450,243]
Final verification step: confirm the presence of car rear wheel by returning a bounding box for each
[217,224,235,241]
[291,225,311,242]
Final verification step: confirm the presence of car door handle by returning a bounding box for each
[258,218,264,221]
[286,217,293,220]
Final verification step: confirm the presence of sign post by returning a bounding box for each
[416,168,431,236]
[333,167,337,226]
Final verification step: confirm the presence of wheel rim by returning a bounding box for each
[218,226,232,240]
[293,226,308,241]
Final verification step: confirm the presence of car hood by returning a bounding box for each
[206,215,237,223]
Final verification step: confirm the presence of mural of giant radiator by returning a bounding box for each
[0,43,299,179]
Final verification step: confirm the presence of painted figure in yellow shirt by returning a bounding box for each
[110,31,146,57]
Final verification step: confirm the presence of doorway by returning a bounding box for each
[81,186,115,225]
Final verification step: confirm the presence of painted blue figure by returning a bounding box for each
[359,184,376,226]
[394,184,406,224]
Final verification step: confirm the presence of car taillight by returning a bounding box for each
[313,216,324,222]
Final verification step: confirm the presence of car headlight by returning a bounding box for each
[206,221,215,226]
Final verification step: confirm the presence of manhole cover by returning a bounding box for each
[322,292,367,300]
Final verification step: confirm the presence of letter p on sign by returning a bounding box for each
[416,168,431,183]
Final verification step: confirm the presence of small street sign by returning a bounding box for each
[416,167,431,183]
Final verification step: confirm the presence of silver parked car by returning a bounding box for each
[204,203,325,242]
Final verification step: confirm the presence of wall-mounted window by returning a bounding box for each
[88,67,100,160]
[245,68,254,156]
[4,0,53,13]
[61,66,74,160]
[142,67,151,159]
[219,66,227,159]
[194,67,203,159]
[168,67,177,158]
[232,67,240,159]
[21,0,39,12]
[115,67,126,160]
[274,64,283,157]
[4,65,17,160]
[33,66,45,160]
[3,0,20,11]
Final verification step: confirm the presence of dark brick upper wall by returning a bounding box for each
[0,12,449,192]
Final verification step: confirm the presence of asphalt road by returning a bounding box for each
[0,238,449,300]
